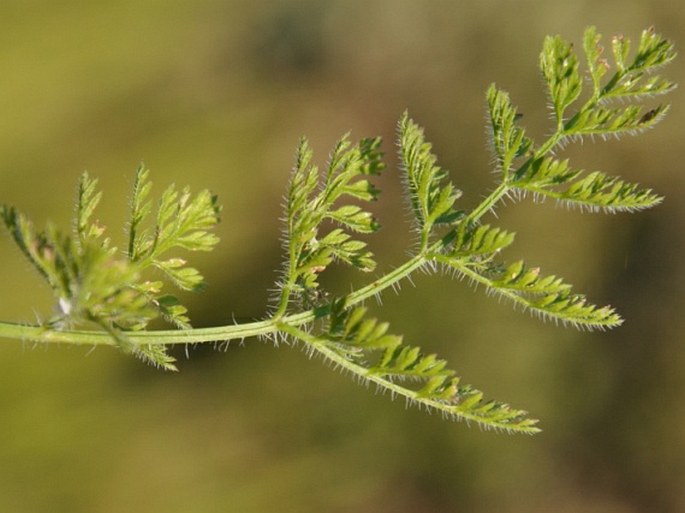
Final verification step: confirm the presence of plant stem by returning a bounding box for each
[0,250,431,347]
[464,182,511,226]
[0,107,585,350]
[0,317,278,346]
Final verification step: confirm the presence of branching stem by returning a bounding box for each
[0,26,674,431]
[0,249,431,347]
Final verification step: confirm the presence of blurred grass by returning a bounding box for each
[1,1,684,512]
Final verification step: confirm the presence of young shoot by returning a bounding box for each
[0,27,675,433]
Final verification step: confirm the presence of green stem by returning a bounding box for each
[0,317,278,346]
[463,181,511,227]
[0,104,585,351]
[534,130,565,158]
[0,250,431,347]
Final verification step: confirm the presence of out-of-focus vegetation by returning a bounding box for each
[1,1,683,512]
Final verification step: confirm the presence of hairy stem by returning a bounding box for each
[0,249,431,347]
[0,111,601,351]
[463,181,511,226]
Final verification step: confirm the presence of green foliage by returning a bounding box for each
[128,166,221,292]
[443,257,622,330]
[276,135,383,312]
[486,85,533,177]
[1,166,221,370]
[0,27,675,433]
[512,157,662,212]
[493,26,672,214]
[398,112,464,250]
[295,300,538,432]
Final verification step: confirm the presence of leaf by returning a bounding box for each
[128,164,220,263]
[74,172,105,245]
[153,187,221,256]
[319,229,376,271]
[513,157,582,187]
[1,205,63,292]
[153,295,191,329]
[398,112,464,248]
[549,27,676,146]
[154,258,206,291]
[1,167,220,370]
[583,26,609,98]
[566,104,670,138]
[512,157,663,212]
[553,170,661,212]
[281,304,540,433]
[450,224,515,257]
[487,84,533,175]
[571,26,676,141]
[128,164,154,260]
[278,134,383,312]
[75,241,156,329]
[581,25,674,100]
[327,205,379,233]
[604,27,676,100]
[105,326,178,372]
[440,257,622,330]
[134,343,178,372]
[123,166,221,330]
[539,34,582,123]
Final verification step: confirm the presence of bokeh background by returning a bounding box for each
[1,1,684,512]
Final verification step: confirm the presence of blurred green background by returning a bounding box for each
[1,1,684,512]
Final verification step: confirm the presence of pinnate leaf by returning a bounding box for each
[74,172,105,245]
[398,112,464,248]
[281,302,541,433]
[540,34,582,122]
[440,257,622,330]
[1,166,220,370]
[512,157,662,212]
[487,84,533,174]
[450,224,515,257]
[279,134,383,310]
[583,26,610,96]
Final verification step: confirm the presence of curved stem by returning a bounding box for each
[463,182,511,227]
[0,317,278,346]
[0,251,431,347]
[0,105,580,351]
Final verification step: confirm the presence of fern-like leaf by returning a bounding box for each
[540,34,583,124]
[566,103,670,138]
[281,302,539,433]
[540,27,675,143]
[129,166,220,289]
[125,165,221,328]
[605,26,677,100]
[583,26,610,98]
[487,84,533,176]
[398,111,464,250]
[512,157,662,212]
[437,256,622,330]
[449,224,515,257]
[127,164,154,261]
[0,26,675,431]
[1,167,220,370]
[1,206,64,293]
[278,134,383,312]
[74,172,105,246]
